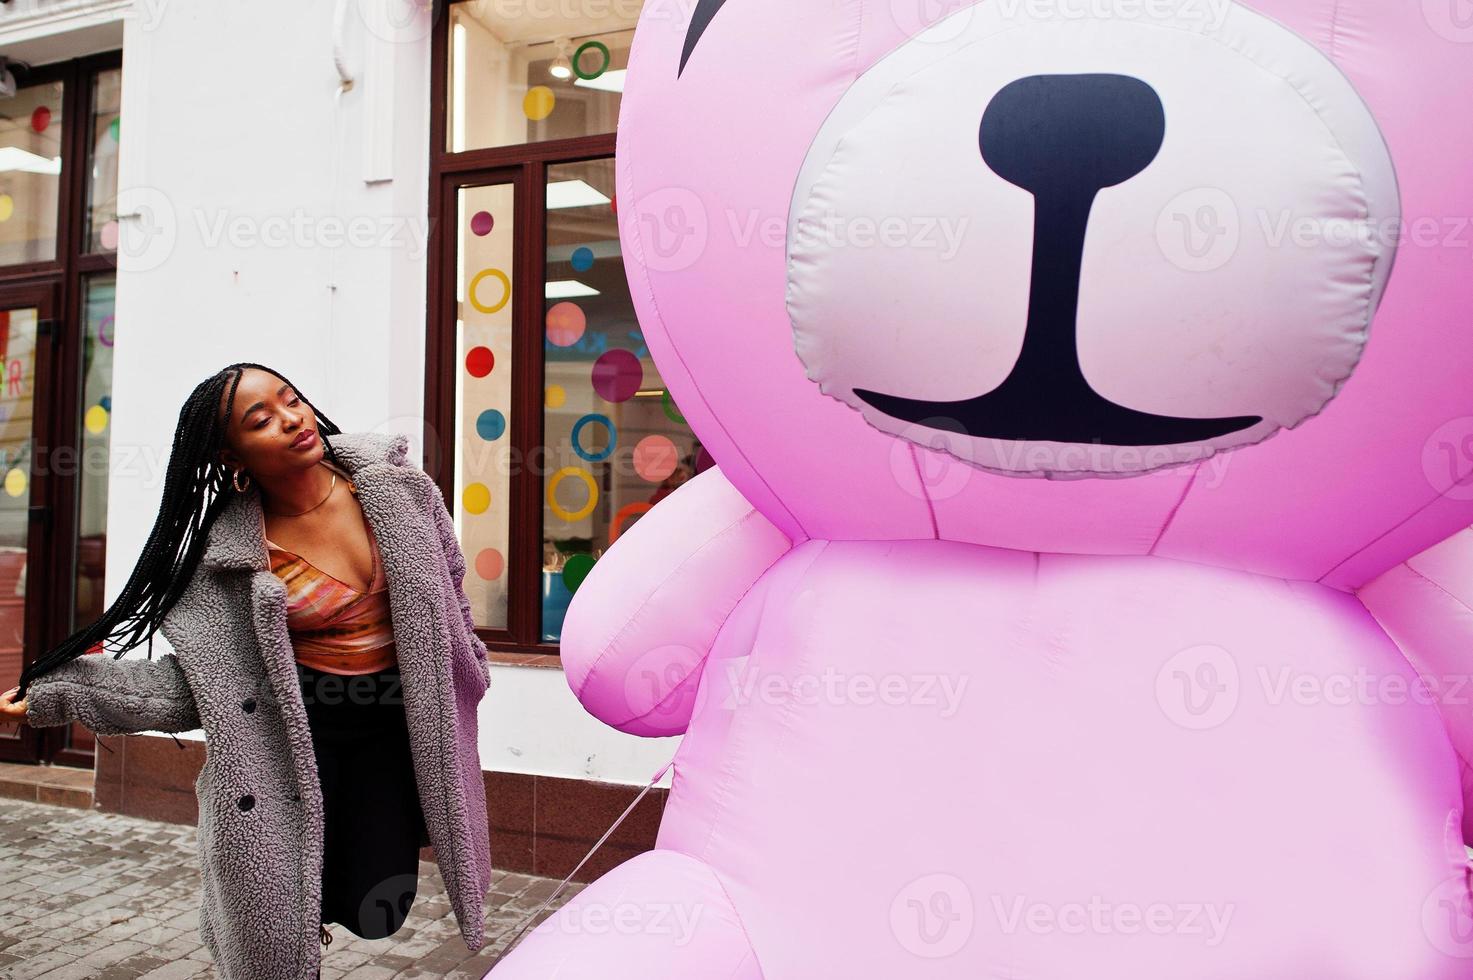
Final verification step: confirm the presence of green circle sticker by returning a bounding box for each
[573,41,611,81]
[562,553,596,592]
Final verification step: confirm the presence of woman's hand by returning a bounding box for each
[0,685,29,723]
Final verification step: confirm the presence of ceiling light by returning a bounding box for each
[546,179,611,210]
[549,39,573,80]
[0,147,61,174]
[546,280,600,299]
[574,68,626,95]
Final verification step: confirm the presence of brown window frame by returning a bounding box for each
[427,15,618,662]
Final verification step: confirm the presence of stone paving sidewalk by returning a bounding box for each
[0,798,582,979]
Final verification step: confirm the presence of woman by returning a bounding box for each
[0,363,494,980]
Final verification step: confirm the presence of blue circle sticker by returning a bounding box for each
[570,413,616,462]
[476,409,507,441]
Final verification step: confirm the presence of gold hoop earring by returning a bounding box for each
[232,467,251,493]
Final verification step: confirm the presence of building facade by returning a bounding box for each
[0,0,675,880]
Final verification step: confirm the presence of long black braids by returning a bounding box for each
[16,363,345,712]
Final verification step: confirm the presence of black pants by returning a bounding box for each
[298,662,428,940]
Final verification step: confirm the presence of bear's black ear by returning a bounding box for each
[680,0,731,77]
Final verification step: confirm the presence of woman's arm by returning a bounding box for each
[20,652,202,736]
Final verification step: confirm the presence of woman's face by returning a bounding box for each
[217,368,324,480]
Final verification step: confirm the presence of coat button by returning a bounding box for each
[241,698,256,713]
[238,794,255,811]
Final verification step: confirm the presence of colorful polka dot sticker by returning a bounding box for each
[466,346,495,378]
[98,315,115,347]
[476,408,506,441]
[100,221,119,251]
[570,247,595,272]
[0,195,14,223]
[633,435,679,482]
[661,390,686,425]
[462,483,492,515]
[547,467,598,522]
[469,268,511,314]
[562,553,596,592]
[545,302,587,347]
[108,118,121,143]
[30,107,50,133]
[4,468,26,498]
[545,384,566,409]
[610,502,652,544]
[591,349,643,403]
[524,86,556,121]
[573,41,611,81]
[99,395,112,411]
[475,548,506,580]
[470,211,495,236]
[570,413,616,462]
[84,404,109,435]
[695,445,716,474]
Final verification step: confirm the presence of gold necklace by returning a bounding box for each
[264,466,336,517]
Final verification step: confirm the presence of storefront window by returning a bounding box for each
[85,69,122,254]
[540,158,701,642]
[73,275,114,636]
[0,306,40,692]
[0,53,125,768]
[455,183,515,632]
[436,3,698,654]
[0,79,64,266]
[447,1,636,152]
[59,274,117,757]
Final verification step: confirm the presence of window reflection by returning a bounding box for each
[0,81,63,265]
[448,1,638,151]
[0,307,38,690]
[86,69,122,254]
[65,275,116,755]
[541,158,706,642]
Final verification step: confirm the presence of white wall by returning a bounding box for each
[4,0,676,787]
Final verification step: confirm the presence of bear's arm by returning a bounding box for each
[1359,526,1473,845]
[559,464,794,737]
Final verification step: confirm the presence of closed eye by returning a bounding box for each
[680,0,730,77]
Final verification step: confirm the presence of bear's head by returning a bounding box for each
[615,0,1473,587]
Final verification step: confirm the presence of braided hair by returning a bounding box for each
[16,362,345,706]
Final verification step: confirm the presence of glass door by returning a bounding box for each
[431,169,528,649]
[0,283,60,764]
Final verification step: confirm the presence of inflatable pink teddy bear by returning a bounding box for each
[490,2,1473,976]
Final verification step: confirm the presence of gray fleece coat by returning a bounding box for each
[25,430,494,979]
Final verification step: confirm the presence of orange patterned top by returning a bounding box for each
[264,507,397,676]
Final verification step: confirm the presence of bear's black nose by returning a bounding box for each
[980,73,1166,195]
[855,73,1260,448]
